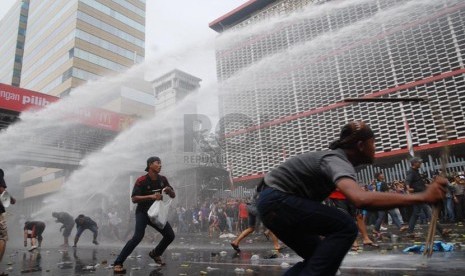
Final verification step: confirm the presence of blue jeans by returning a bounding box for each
[443,198,455,222]
[375,209,403,231]
[75,225,98,240]
[257,188,357,276]
[114,211,175,265]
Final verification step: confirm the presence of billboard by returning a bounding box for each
[0,83,58,112]
[0,83,133,132]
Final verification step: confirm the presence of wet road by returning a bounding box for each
[1,223,465,275]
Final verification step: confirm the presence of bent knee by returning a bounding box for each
[166,232,175,243]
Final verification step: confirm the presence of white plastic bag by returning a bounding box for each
[147,189,172,229]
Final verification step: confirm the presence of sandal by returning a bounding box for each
[149,251,166,266]
[351,245,359,251]
[113,265,126,274]
[230,242,241,252]
[363,242,380,248]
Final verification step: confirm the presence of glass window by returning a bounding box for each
[74,48,128,72]
[80,0,145,32]
[77,11,145,48]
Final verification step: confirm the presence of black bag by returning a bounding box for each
[246,202,258,216]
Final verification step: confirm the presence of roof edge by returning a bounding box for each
[209,0,279,33]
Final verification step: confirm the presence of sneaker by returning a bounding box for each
[148,251,166,266]
[399,226,408,232]
[28,245,38,251]
[92,240,99,245]
[230,242,241,252]
[380,226,388,231]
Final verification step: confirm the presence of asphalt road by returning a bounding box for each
[1,223,464,275]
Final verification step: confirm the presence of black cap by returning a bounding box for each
[410,157,423,164]
[329,121,374,150]
[145,156,161,172]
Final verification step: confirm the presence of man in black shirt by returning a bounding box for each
[113,156,176,274]
[52,212,75,247]
[406,157,451,237]
[73,214,99,247]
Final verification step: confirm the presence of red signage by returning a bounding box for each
[0,83,58,112]
[69,107,134,132]
[0,83,133,132]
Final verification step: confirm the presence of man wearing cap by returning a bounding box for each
[113,157,175,274]
[0,169,16,276]
[256,121,448,276]
[405,158,451,237]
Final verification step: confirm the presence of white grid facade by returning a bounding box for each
[214,0,465,180]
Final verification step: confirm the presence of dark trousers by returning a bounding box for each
[455,195,465,221]
[408,203,444,234]
[114,211,175,265]
[258,188,357,276]
[33,224,46,244]
[76,225,98,240]
[365,211,377,226]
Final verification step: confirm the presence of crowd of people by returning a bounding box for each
[361,168,465,238]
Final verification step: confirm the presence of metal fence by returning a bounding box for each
[357,154,465,185]
[212,185,255,199]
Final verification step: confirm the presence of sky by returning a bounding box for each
[0,0,247,58]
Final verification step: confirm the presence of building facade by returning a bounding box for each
[210,0,465,185]
[0,0,29,87]
[1,0,146,97]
